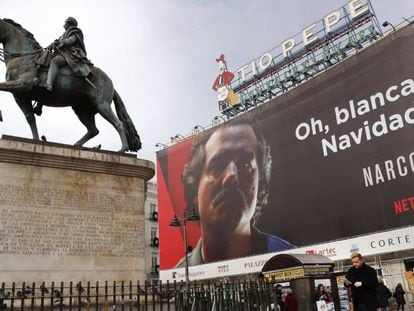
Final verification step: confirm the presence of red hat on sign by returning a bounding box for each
[216,54,226,64]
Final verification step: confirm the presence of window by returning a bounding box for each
[151,228,157,239]
[151,255,158,268]
[150,203,157,214]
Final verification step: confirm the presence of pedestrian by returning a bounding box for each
[315,284,329,303]
[345,252,379,311]
[376,277,391,311]
[275,284,284,311]
[284,288,298,311]
[393,283,406,311]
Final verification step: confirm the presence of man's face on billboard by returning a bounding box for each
[196,124,259,230]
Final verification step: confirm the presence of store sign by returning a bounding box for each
[160,226,414,282]
[216,0,381,114]
[369,234,411,250]
[306,248,337,257]
[264,267,305,282]
[236,0,370,83]
[264,266,332,282]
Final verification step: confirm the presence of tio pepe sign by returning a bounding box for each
[236,0,370,83]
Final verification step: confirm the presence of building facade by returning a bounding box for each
[156,15,414,305]
[144,181,159,281]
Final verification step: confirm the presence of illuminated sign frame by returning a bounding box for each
[263,265,332,282]
[217,0,382,116]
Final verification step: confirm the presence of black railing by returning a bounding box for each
[0,279,280,310]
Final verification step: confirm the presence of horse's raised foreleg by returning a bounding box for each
[96,101,129,152]
[72,107,99,146]
[13,95,39,140]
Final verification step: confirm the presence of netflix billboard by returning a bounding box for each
[157,24,414,271]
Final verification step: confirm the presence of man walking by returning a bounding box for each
[345,253,379,311]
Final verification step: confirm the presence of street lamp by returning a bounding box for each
[155,143,168,149]
[192,125,205,134]
[170,134,185,144]
[174,134,185,140]
[382,21,396,32]
[212,115,226,124]
[169,205,200,288]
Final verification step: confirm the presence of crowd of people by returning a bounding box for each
[272,253,408,311]
[344,253,409,311]
[274,284,298,311]
[305,253,410,311]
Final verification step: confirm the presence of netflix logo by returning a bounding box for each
[394,196,414,215]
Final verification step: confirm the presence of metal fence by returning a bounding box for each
[0,279,279,311]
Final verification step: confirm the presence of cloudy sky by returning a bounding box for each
[0,0,413,165]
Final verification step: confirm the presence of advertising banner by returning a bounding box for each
[157,24,414,271]
[160,226,414,282]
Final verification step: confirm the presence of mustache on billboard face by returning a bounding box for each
[212,186,246,208]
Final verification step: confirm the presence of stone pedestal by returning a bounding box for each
[0,136,154,283]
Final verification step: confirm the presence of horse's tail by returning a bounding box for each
[113,89,142,152]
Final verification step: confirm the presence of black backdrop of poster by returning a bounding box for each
[253,25,414,246]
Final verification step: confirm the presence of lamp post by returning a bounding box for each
[155,143,168,149]
[169,205,200,288]
[212,115,226,124]
[382,21,396,32]
[170,134,185,144]
[192,125,205,134]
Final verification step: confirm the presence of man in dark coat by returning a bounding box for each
[345,253,379,311]
[45,17,91,91]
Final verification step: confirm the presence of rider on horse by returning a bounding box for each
[44,16,92,92]
[34,17,93,115]
[0,17,141,152]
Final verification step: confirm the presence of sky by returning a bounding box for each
[0,0,413,167]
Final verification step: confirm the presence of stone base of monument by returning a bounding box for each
[0,135,154,283]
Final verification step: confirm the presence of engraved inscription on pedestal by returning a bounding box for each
[0,136,154,283]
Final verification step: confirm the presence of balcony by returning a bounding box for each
[150,265,159,275]
[149,211,158,221]
[150,237,159,247]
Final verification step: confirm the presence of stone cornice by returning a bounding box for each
[0,136,155,180]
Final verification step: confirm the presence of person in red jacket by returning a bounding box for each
[284,288,298,311]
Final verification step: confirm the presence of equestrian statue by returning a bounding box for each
[0,17,141,152]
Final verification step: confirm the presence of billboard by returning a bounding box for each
[218,0,381,115]
[157,24,414,272]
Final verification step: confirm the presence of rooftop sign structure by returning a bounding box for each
[215,0,382,116]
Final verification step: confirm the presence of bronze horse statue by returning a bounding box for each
[0,18,141,152]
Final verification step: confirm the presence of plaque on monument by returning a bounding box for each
[0,136,154,283]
